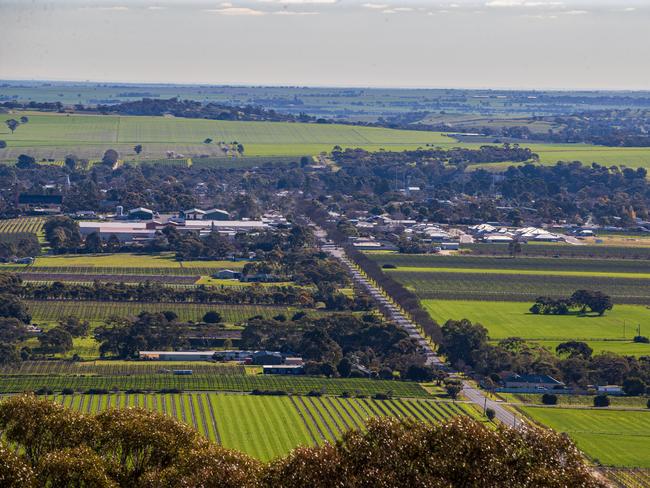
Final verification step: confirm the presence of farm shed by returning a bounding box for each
[503,374,565,390]
[263,365,304,375]
[203,208,231,220]
[181,208,206,220]
[128,207,155,220]
[139,351,216,361]
[213,269,242,279]
[17,193,63,213]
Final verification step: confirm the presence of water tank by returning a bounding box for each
[116,205,124,217]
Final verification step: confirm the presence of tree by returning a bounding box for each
[203,138,213,144]
[593,394,610,407]
[404,364,435,382]
[16,154,36,169]
[0,140,7,149]
[508,240,522,258]
[134,144,143,155]
[337,357,352,378]
[5,119,19,134]
[19,116,29,124]
[64,154,78,171]
[39,327,73,354]
[59,316,90,338]
[0,441,35,487]
[36,446,116,488]
[101,149,119,167]
[622,377,646,397]
[85,232,103,253]
[555,341,593,359]
[446,383,462,400]
[0,343,19,365]
[485,407,496,421]
[439,319,488,368]
[202,311,222,324]
[0,294,31,323]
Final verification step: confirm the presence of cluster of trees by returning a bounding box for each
[439,319,650,395]
[0,395,605,488]
[5,116,28,134]
[87,97,319,124]
[240,313,431,380]
[0,233,40,259]
[530,290,613,316]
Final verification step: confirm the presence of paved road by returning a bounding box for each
[320,240,519,427]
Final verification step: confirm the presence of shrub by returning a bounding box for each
[622,377,647,397]
[34,387,53,396]
[85,389,109,395]
[541,393,558,405]
[633,335,649,344]
[485,408,496,421]
[373,392,391,400]
[593,394,610,407]
[382,263,396,269]
[158,388,183,394]
[202,311,222,324]
[61,388,74,395]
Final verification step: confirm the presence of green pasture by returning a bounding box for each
[43,392,478,461]
[0,112,454,160]
[531,340,650,357]
[521,407,650,467]
[422,299,650,341]
[29,252,246,269]
[500,393,650,409]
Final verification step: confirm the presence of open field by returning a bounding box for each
[27,300,313,324]
[40,392,478,460]
[0,371,431,397]
[388,266,650,280]
[0,112,454,161]
[32,252,246,269]
[520,407,650,468]
[465,243,650,259]
[422,300,650,343]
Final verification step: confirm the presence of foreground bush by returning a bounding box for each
[0,394,606,487]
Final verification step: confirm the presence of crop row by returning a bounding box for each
[0,216,46,235]
[47,392,475,460]
[26,300,305,323]
[0,360,246,376]
[465,243,650,260]
[391,271,650,304]
[0,373,430,397]
[368,253,650,274]
[9,265,231,275]
[600,467,650,488]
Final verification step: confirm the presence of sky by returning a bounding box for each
[1,0,649,90]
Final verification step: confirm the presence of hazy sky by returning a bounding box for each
[1,0,649,90]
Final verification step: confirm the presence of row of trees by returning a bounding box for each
[0,395,605,487]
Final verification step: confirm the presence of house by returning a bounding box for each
[503,374,565,390]
[128,207,155,220]
[597,385,623,395]
[181,208,206,220]
[203,208,230,220]
[212,269,242,280]
[17,194,63,213]
[263,365,304,375]
[284,357,304,365]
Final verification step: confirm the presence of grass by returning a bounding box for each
[500,393,650,409]
[422,299,650,342]
[44,392,478,460]
[0,112,454,161]
[521,407,650,467]
[30,252,246,269]
[530,340,650,357]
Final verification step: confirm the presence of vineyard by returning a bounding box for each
[600,468,650,488]
[0,216,46,238]
[0,372,430,397]
[27,300,312,324]
[368,253,650,274]
[46,392,478,460]
[520,406,650,468]
[464,243,650,260]
[390,270,650,304]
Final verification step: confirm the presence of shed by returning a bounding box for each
[128,207,154,220]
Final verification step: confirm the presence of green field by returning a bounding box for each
[422,300,650,343]
[44,392,478,461]
[521,407,650,467]
[0,112,454,161]
[388,266,650,280]
[500,393,650,409]
[31,252,246,269]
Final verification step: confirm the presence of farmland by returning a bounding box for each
[422,300,650,342]
[520,407,650,468]
[0,368,431,397]
[42,392,478,460]
[0,112,454,161]
[26,300,308,325]
[0,216,46,236]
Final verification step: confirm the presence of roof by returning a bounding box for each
[262,365,304,369]
[139,350,216,356]
[504,374,563,385]
[204,208,230,215]
[18,194,63,205]
[129,207,154,214]
[183,208,205,214]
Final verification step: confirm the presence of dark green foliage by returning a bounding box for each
[593,394,610,407]
[541,393,558,405]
